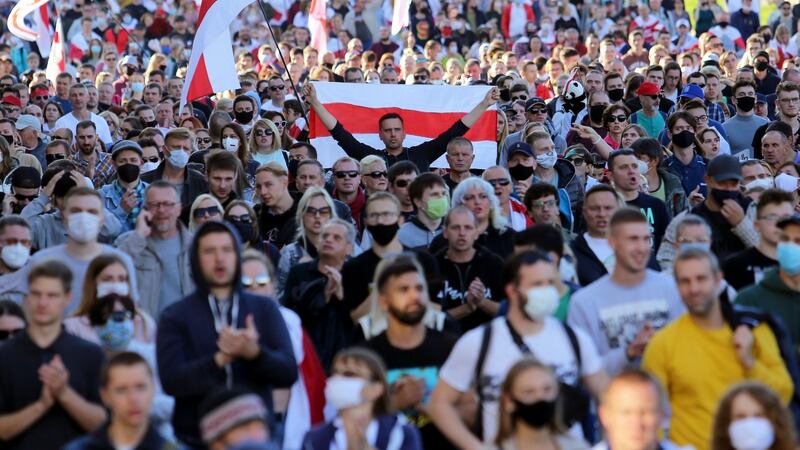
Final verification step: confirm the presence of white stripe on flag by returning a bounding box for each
[312,82,496,112]
[204,32,239,92]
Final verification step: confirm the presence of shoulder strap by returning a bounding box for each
[562,322,582,375]
[375,415,399,450]
[473,321,494,440]
[505,318,532,355]
[282,150,290,166]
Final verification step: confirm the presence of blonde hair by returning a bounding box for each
[189,194,224,231]
[255,161,288,178]
[359,155,386,173]
[249,119,282,154]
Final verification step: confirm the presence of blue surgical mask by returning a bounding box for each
[679,242,711,252]
[95,319,134,351]
[167,149,189,169]
[777,242,800,276]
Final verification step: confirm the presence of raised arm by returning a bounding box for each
[302,84,337,131]
[460,87,500,129]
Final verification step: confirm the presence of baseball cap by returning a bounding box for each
[110,140,143,159]
[680,84,705,100]
[525,97,546,111]
[15,114,41,131]
[706,154,742,182]
[755,50,770,61]
[10,167,41,189]
[676,19,690,29]
[777,214,800,229]
[120,55,138,67]
[636,81,660,96]
[756,93,767,104]
[1,95,21,107]
[508,142,533,158]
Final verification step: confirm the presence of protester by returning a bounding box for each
[0,215,32,303]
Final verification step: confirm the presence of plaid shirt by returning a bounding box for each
[113,179,146,229]
[706,101,726,123]
[71,150,115,187]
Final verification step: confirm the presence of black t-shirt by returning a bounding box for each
[256,200,298,248]
[723,246,777,291]
[0,330,105,450]
[627,192,669,251]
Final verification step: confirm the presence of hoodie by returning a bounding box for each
[156,221,297,447]
[736,268,800,346]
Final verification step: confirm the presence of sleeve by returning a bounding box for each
[243,299,299,388]
[100,208,123,242]
[749,324,794,403]
[657,212,682,271]
[329,122,381,162]
[410,119,469,167]
[731,213,759,248]
[276,246,294,299]
[438,329,482,392]
[573,326,604,377]
[640,330,670,393]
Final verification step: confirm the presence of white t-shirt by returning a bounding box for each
[53,111,113,146]
[438,316,603,443]
[583,233,615,272]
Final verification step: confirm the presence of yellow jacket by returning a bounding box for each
[642,314,793,450]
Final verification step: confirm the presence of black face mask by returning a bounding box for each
[235,110,254,124]
[718,21,729,27]
[736,96,756,112]
[232,221,255,243]
[367,222,399,246]
[509,163,534,181]
[754,60,769,72]
[608,88,624,102]
[589,104,607,123]
[288,158,300,179]
[159,65,167,71]
[117,163,140,183]
[672,130,695,148]
[144,120,158,128]
[1,134,13,145]
[711,188,744,205]
[512,399,556,428]
[762,34,773,43]
[499,88,511,102]
[125,66,135,77]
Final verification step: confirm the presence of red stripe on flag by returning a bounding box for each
[310,104,497,141]
[186,55,212,102]
[196,0,218,24]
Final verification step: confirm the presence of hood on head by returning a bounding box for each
[189,220,244,297]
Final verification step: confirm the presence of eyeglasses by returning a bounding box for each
[486,178,511,187]
[227,214,253,224]
[512,95,528,101]
[198,138,212,144]
[0,329,23,340]
[607,114,627,123]
[305,206,332,217]
[528,108,547,114]
[414,75,429,81]
[193,206,221,218]
[146,201,178,210]
[646,95,662,100]
[532,199,557,209]
[779,97,800,104]
[269,85,285,91]
[273,121,287,128]
[367,211,398,221]
[45,154,66,163]
[692,114,709,122]
[569,157,585,166]
[242,274,271,288]
[33,95,48,101]
[106,310,133,323]
[143,156,160,163]
[255,129,274,137]
[394,179,411,188]
[694,83,706,88]
[334,170,359,179]
[364,171,387,178]
[14,193,38,202]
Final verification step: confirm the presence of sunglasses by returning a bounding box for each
[269,85,285,91]
[227,214,253,224]
[0,328,23,340]
[334,170,359,179]
[255,129,274,137]
[242,274,271,288]
[143,156,160,163]
[193,206,220,218]
[14,193,38,202]
[414,75,429,81]
[106,310,133,323]
[569,157,585,166]
[486,178,511,187]
[33,95,48,101]
[394,179,411,188]
[607,114,627,123]
[364,171,387,178]
[45,154,66,163]
[273,121,287,128]
[528,108,547,114]
[305,206,332,217]
[197,138,212,144]
[647,95,662,100]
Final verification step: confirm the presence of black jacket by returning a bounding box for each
[156,222,297,447]
[691,199,752,263]
[429,224,515,259]
[141,161,208,224]
[63,422,178,450]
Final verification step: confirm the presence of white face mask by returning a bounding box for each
[96,281,130,298]
[728,417,775,450]
[775,172,799,193]
[745,177,774,192]
[636,159,649,175]
[142,161,160,173]
[167,149,189,169]
[324,375,366,411]
[1,243,29,269]
[523,285,559,321]
[222,137,240,152]
[536,151,557,169]
[67,212,101,243]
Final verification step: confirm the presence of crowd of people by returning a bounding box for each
[2,0,800,449]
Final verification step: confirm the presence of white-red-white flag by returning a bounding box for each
[180,0,257,111]
[309,82,497,168]
[391,0,411,35]
[45,17,65,86]
[33,3,52,58]
[308,0,327,54]
[8,0,51,42]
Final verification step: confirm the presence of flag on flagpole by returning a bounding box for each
[33,3,52,58]
[308,82,497,169]
[8,0,51,42]
[391,0,411,35]
[179,0,257,111]
[45,17,65,86]
[308,0,327,54]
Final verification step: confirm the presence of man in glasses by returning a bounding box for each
[412,67,431,85]
[630,81,666,138]
[261,75,287,113]
[115,180,194,316]
[482,165,530,231]
[303,83,497,172]
[498,96,567,164]
[2,167,41,217]
[29,85,50,110]
[752,82,800,159]
[15,114,46,168]
[388,160,419,221]
[625,65,675,116]
[0,216,32,303]
[331,156,366,231]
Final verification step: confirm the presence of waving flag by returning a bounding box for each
[180,0,257,111]
[45,17,65,86]
[391,0,411,35]
[8,0,51,42]
[33,3,52,58]
[309,82,498,169]
[308,0,327,53]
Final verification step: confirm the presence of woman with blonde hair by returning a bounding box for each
[100,110,121,141]
[249,119,289,168]
[711,382,797,450]
[189,194,224,231]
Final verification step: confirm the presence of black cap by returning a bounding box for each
[508,142,533,158]
[706,154,741,182]
[10,167,41,189]
[525,97,546,111]
[755,50,770,61]
[777,214,800,229]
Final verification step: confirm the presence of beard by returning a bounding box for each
[388,303,426,325]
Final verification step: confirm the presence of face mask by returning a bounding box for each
[679,242,711,252]
[144,120,158,128]
[512,399,557,428]
[711,189,743,205]
[509,163,534,181]
[1,243,29,269]
[67,211,101,243]
[235,110,254,124]
[1,134,13,145]
[718,21,729,28]
[367,222,399,246]
[754,60,769,72]
[728,417,775,450]
[499,88,511,102]
[117,163,140,183]
[125,66,135,77]
[97,281,130,298]
[232,221,255,243]
[142,161,159,173]
[325,375,366,410]
[425,197,449,220]
[131,82,145,93]
[608,88,624,102]
[745,177,774,192]
[636,159,649,175]
[95,319,134,351]
[222,137,240,152]
[777,242,800,276]
[737,96,756,112]
[91,44,102,54]
[536,151,557,169]
[589,104,607,123]
[672,130,695,148]
[523,285,559,321]
[775,173,799,192]
[167,149,189,169]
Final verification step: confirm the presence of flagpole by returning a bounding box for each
[254,0,310,128]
